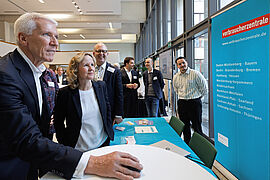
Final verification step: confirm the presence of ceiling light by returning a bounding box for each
[80,34,85,39]
[59,39,123,43]
[63,34,68,38]
[57,28,80,33]
[109,22,113,29]
[122,34,136,41]
[72,1,83,14]
[45,14,72,20]
[38,0,45,3]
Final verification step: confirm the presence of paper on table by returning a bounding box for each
[115,126,125,131]
[150,140,191,157]
[125,136,136,144]
[135,126,158,133]
[135,119,154,125]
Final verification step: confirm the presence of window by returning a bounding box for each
[146,0,153,16]
[193,31,209,136]
[171,46,184,120]
[217,0,235,9]
[176,47,184,62]
[193,0,208,25]
[177,0,184,36]
[174,47,184,74]
[167,0,171,41]
[159,0,163,46]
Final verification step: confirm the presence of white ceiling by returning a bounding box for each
[0,0,146,43]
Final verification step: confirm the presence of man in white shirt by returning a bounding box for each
[0,13,142,180]
[173,57,208,144]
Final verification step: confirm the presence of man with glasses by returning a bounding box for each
[173,57,208,144]
[93,42,124,124]
[0,13,142,180]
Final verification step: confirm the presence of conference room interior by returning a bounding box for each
[0,0,251,179]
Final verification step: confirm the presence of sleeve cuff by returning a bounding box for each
[73,152,91,178]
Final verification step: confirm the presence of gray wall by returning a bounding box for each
[59,43,134,63]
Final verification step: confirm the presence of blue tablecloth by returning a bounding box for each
[110,117,216,177]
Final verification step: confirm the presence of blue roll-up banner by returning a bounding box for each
[212,0,270,179]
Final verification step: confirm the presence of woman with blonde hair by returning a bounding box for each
[54,52,113,151]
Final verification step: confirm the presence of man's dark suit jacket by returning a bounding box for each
[54,81,114,148]
[102,62,123,119]
[0,49,82,179]
[120,68,140,118]
[56,74,68,85]
[143,69,165,99]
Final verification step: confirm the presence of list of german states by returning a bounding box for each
[215,61,262,120]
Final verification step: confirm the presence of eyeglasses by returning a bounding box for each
[95,49,108,53]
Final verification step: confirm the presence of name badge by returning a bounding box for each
[107,67,115,73]
[133,76,137,79]
[48,81,55,87]
[153,76,158,80]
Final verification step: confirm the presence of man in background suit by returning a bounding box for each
[121,57,140,118]
[93,42,124,124]
[143,58,165,117]
[0,13,142,180]
[56,66,68,85]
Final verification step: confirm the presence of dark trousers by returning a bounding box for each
[177,98,203,144]
[123,93,138,118]
[145,96,159,117]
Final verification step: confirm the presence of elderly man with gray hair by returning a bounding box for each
[0,13,142,180]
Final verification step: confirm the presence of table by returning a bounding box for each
[42,145,217,180]
[41,117,217,179]
[112,117,189,146]
[111,117,216,176]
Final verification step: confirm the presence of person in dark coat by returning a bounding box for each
[54,52,114,150]
[0,13,142,180]
[121,57,140,118]
[93,42,124,125]
[143,58,165,117]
